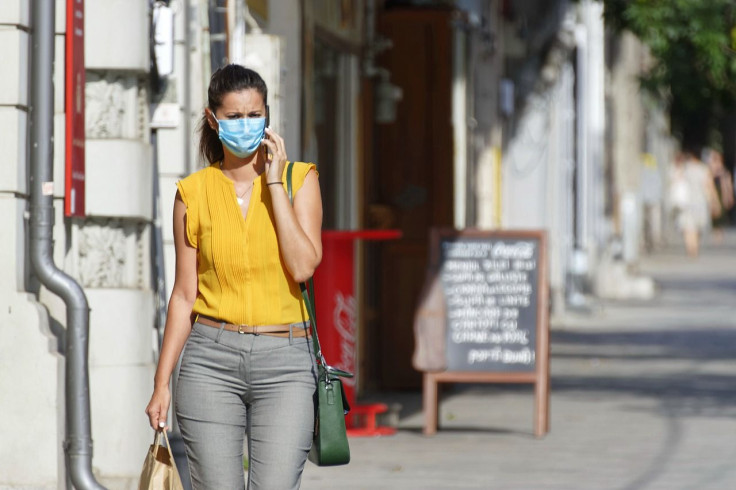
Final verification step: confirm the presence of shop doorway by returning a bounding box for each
[365,8,455,390]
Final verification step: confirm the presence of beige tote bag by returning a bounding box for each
[138,430,184,490]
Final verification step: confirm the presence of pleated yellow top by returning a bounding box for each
[176,162,317,326]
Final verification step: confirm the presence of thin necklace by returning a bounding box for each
[219,162,257,205]
[236,182,254,205]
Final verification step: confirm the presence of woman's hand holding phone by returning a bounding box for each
[262,127,287,184]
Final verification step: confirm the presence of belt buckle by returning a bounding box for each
[237,324,246,334]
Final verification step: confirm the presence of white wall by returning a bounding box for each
[82,1,157,487]
[0,199,62,489]
[501,7,579,312]
[263,0,302,161]
[155,0,209,304]
[0,1,62,487]
[1,1,160,488]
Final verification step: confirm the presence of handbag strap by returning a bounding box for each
[286,162,326,370]
[286,161,352,378]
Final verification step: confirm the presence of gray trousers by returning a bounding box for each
[175,321,317,490]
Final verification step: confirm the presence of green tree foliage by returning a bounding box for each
[602,0,736,149]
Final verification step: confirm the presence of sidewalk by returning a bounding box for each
[301,231,736,489]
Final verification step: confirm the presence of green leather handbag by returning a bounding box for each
[286,162,353,466]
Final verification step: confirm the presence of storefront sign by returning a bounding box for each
[65,0,85,217]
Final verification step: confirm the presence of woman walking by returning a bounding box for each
[669,151,719,257]
[145,64,322,489]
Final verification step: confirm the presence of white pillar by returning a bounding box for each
[574,0,606,256]
[453,24,468,229]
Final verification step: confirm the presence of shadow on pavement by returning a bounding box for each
[552,328,736,361]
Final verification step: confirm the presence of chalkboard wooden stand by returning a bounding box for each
[420,229,550,438]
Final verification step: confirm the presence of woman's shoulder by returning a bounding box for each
[181,164,218,184]
[290,161,316,171]
[289,161,318,178]
[282,162,318,196]
[178,164,220,191]
[286,162,318,188]
[177,164,220,201]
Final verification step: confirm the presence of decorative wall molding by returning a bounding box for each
[86,71,149,140]
[75,218,149,289]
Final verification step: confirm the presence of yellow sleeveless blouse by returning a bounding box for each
[176,162,317,326]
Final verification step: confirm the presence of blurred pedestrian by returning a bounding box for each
[668,151,718,257]
[145,64,323,489]
[704,148,734,244]
[641,153,664,250]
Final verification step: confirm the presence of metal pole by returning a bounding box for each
[183,0,193,174]
[151,130,168,350]
[29,0,106,488]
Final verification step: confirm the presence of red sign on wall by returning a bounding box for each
[65,0,85,217]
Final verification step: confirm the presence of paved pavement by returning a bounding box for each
[300,231,736,490]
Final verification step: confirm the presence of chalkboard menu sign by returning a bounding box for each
[437,232,541,372]
[421,228,550,436]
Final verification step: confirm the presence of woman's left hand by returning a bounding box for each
[262,128,288,183]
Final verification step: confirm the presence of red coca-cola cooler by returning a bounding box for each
[312,229,401,436]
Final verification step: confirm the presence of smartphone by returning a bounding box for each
[263,105,271,156]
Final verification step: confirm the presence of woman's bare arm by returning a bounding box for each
[268,170,323,282]
[145,193,198,429]
[262,128,323,282]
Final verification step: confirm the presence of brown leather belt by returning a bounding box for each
[195,314,311,338]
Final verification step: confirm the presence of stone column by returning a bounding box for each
[72,0,156,486]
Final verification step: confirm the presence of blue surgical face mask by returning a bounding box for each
[212,114,267,158]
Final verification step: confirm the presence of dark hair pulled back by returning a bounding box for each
[198,64,268,164]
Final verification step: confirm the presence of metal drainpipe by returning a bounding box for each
[28,1,106,488]
[183,0,192,174]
